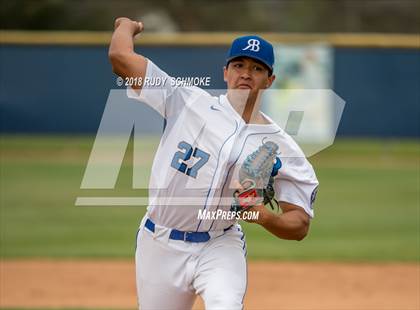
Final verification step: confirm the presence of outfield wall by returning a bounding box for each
[0,32,419,137]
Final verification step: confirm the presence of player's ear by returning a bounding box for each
[223,66,228,82]
[266,74,276,88]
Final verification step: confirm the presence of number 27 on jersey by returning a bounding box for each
[170,141,210,178]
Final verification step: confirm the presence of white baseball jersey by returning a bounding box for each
[127,59,319,232]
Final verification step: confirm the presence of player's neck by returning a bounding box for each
[227,91,266,124]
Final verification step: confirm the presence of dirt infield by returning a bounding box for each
[1,260,419,310]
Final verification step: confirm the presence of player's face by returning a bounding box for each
[223,57,275,93]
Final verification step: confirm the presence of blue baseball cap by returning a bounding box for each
[226,35,274,74]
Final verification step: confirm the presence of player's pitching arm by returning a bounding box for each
[109,17,147,91]
[244,202,310,241]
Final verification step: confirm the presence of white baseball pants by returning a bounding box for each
[135,216,247,310]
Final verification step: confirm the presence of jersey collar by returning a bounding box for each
[220,94,279,131]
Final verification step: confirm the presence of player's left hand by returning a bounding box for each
[232,180,274,225]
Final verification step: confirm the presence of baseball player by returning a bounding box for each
[109,17,319,310]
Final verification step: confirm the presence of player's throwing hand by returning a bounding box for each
[114,17,143,35]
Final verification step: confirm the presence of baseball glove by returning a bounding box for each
[231,141,280,213]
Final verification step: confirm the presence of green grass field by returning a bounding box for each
[0,135,419,261]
